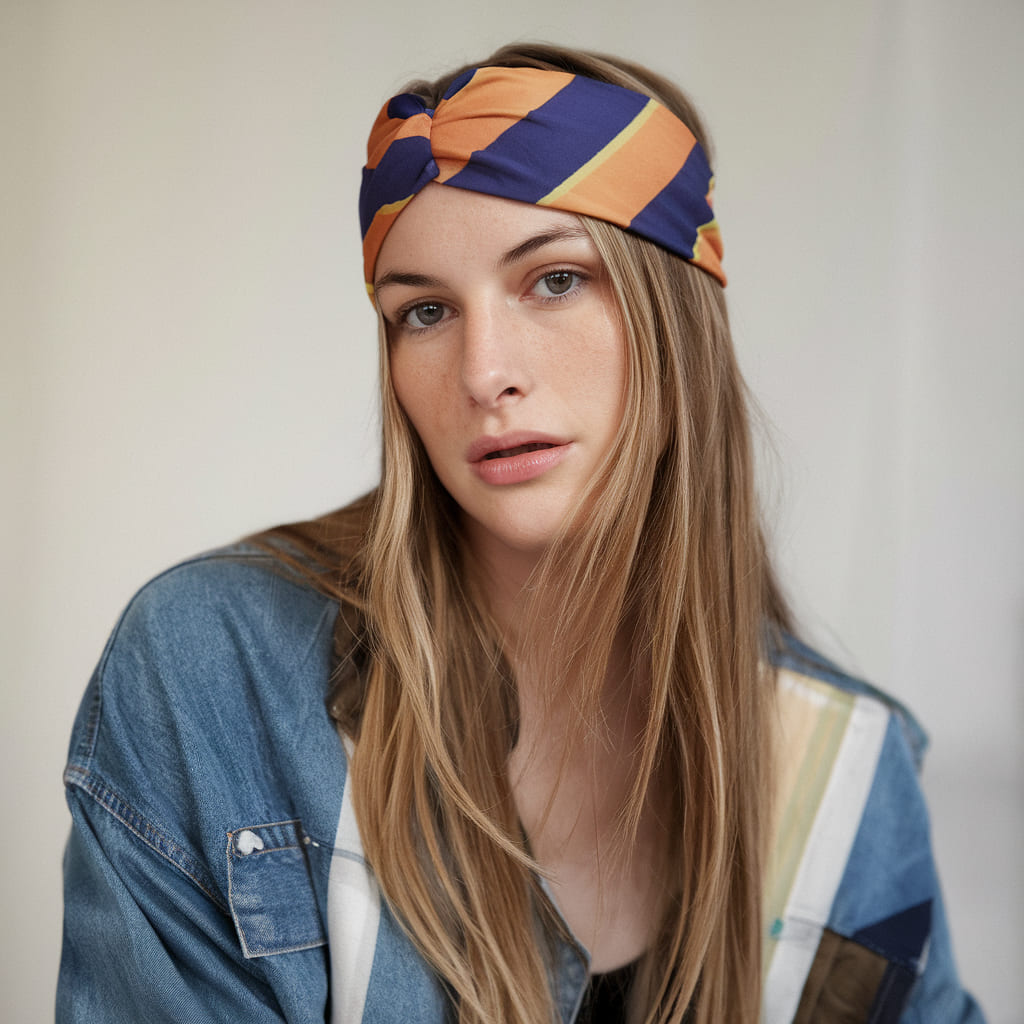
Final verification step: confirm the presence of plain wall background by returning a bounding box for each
[4,1,1022,1020]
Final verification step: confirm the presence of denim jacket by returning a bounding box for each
[58,546,984,1022]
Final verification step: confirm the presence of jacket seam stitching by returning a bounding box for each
[65,766,227,911]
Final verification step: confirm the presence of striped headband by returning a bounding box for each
[359,65,726,296]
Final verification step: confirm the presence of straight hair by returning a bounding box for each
[256,42,791,1024]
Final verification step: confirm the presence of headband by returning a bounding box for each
[359,66,726,296]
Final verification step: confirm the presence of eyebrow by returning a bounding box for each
[373,270,443,293]
[496,225,592,269]
[373,225,593,293]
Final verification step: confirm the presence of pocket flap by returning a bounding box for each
[227,819,326,958]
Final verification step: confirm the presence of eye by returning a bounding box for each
[402,301,448,330]
[531,270,584,300]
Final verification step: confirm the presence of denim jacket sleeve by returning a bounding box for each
[58,551,345,1023]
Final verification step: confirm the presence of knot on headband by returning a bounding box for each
[359,66,726,295]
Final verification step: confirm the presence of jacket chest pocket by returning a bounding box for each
[227,819,327,958]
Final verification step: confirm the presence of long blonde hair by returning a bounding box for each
[258,42,790,1024]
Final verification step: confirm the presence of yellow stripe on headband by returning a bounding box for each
[537,98,660,207]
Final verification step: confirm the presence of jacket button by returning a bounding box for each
[236,830,265,856]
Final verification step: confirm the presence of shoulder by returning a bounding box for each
[74,544,338,743]
[60,545,351,1008]
[111,542,337,651]
[102,542,335,683]
[766,633,935,934]
[768,631,928,768]
[65,543,346,850]
[763,634,972,1021]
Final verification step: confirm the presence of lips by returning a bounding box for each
[467,432,572,485]
[482,441,555,461]
[466,432,568,464]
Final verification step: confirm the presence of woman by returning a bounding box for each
[59,43,983,1023]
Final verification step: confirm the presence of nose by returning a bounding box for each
[459,302,532,408]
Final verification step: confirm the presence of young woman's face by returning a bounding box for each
[376,183,627,563]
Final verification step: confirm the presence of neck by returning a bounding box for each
[506,616,668,972]
[461,516,641,706]
[460,522,544,646]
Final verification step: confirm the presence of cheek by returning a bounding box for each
[389,350,445,449]
[600,314,630,414]
[566,318,629,418]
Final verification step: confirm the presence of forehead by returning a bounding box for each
[374,183,588,277]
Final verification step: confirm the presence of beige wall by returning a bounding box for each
[4,1,1022,1020]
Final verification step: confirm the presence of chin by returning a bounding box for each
[461,509,569,562]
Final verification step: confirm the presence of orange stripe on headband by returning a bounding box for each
[537,101,696,229]
[430,70,574,183]
[365,111,433,170]
[359,66,726,294]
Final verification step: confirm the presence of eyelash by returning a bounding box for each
[391,267,590,336]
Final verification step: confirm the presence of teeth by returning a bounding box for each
[484,442,554,460]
